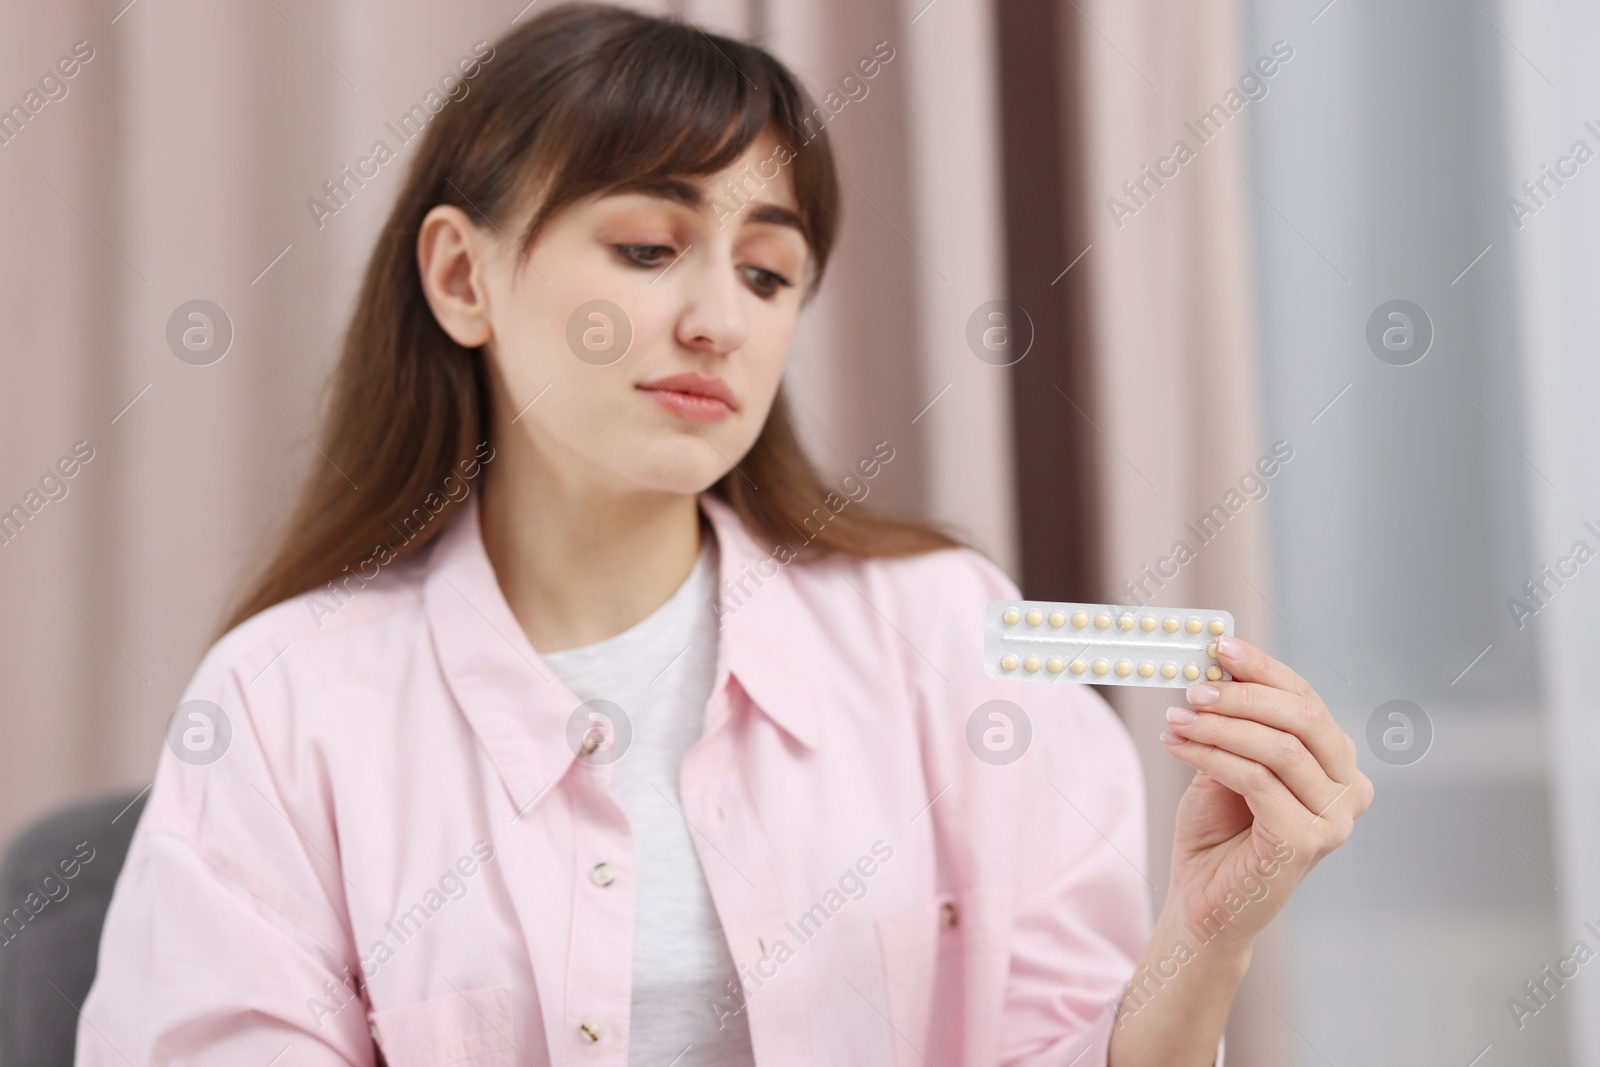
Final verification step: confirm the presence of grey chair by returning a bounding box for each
[0,790,148,1067]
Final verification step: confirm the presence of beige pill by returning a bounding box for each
[1186,617,1203,634]
[1002,608,1020,625]
[1206,665,1223,681]
[1048,611,1066,627]
[1092,658,1110,676]
[1114,660,1133,677]
[1161,663,1178,679]
[1026,609,1044,626]
[1069,658,1088,675]
[1163,617,1180,633]
[1072,612,1089,628]
[1000,654,1018,671]
[1209,618,1226,635]
[1094,613,1112,630]
[1046,656,1065,673]
[1023,655,1041,672]
[1118,614,1135,631]
[1140,616,1158,632]
[1183,664,1201,681]
[1137,662,1155,678]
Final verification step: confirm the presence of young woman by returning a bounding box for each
[78,4,1370,1065]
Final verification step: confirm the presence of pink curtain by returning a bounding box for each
[1075,1,1288,1062]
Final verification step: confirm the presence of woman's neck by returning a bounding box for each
[478,449,704,655]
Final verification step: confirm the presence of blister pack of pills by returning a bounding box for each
[984,601,1235,688]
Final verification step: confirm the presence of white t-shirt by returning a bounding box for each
[541,528,754,1065]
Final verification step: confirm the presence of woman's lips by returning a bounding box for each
[636,373,737,425]
[640,387,733,423]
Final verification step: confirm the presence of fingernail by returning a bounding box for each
[1217,636,1240,658]
[1161,730,1187,745]
[1186,684,1220,707]
[1166,706,1197,725]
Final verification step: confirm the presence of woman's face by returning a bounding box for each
[420,131,810,498]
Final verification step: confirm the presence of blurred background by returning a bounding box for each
[1,0,1596,1064]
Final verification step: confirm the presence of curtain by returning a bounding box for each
[1073,1,1288,1063]
[1502,0,1600,1059]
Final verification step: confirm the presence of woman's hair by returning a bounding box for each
[218,1,961,638]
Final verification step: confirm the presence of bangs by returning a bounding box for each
[492,7,837,280]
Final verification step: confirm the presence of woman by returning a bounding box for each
[78,4,1371,1064]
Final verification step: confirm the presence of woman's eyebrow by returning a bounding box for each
[745,202,805,234]
[614,177,806,235]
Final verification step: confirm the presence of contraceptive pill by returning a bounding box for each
[986,600,1234,689]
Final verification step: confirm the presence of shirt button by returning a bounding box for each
[589,862,617,887]
[939,902,959,928]
[579,1017,604,1042]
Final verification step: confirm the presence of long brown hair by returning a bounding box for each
[219,1,960,638]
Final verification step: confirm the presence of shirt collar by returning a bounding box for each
[424,492,820,815]
[697,492,820,751]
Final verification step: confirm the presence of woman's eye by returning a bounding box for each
[614,243,792,297]
[742,265,793,298]
[614,244,676,267]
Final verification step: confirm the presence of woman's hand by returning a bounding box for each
[1107,636,1372,1064]
[1158,635,1373,951]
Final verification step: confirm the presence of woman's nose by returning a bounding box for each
[674,254,750,354]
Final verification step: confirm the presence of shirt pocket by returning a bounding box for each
[369,985,521,1067]
[874,889,1012,1067]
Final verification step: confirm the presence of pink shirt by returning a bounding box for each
[78,494,1171,1066]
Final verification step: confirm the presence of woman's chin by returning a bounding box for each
[620,455,741,498]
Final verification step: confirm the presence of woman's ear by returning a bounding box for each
[418,205,494,348]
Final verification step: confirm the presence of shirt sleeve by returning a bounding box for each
[76,641,376,1067]
[996,659,1152,1066]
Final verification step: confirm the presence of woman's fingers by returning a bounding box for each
[1183,679,1359,784]
[1159,730,1308,831]
[1162,730,1362,854]
[1166,709,1340,818]
[1165,636,1376,858]
[1214,636,1312,699]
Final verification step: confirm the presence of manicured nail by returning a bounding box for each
[1216,636,1240,659]
[1185,684,1219,707]
[1160,730,1187,745]
[1166,706,1197,725]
